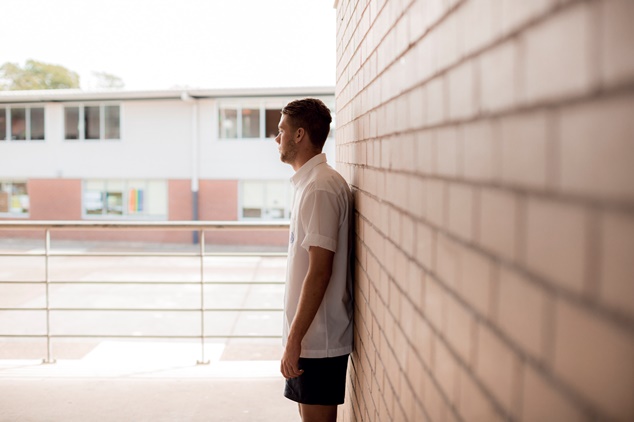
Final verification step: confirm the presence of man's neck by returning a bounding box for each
[292,151,321,172]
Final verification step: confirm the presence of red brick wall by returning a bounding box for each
[29,179,82,220]
[199,179,288,246]
[335,1,634,421]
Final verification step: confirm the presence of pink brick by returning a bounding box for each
[433,10,461,72]
[478,188,518,262]
[522,2,595,104]
[497,267,547,360]
[559,95,634,202]
[445,292,475,365]
[553,300,634,421]
[462,119,501,182]
[447,183,474,242]
[525,197,588,294]
[459,0,496,56]
[425,179,446,228]
[599,211,634,318]
[499,110,550,189]
[479,40,518,113]
[415,130,435,176]
[500,0,553,36]
[448,61,476,120]
[416,221,434,271]
[409,176,425,220]
[434,339,459,405]
[435,126,460,177]
[457,367,505,422]
[521,364,590,422]
[600,0,634,87]
[458,247,494,319]
[409,85,426,131]
[436,233,460,290]
[426,76,446,126]
[425,277,446,332]
[475,325,521,414]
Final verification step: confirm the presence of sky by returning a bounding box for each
[1,0,336,91]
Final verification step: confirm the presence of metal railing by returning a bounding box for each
[0,221,289,364]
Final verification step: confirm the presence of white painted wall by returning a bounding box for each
[0,95,336,182]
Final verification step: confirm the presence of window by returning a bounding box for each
[218,98,335,140]
[0,107,45,141]
[0,181,29,216]
[240,180,292,220]
[64,104,121,141]
[83,180,167,219]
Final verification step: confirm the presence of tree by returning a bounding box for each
[0,59,80,90]
[92,71,125,89]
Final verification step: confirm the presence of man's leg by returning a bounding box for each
[298,404,337,422]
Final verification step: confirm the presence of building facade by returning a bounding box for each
[0,87,335,245]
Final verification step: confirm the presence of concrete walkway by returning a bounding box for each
[0,345,298,422]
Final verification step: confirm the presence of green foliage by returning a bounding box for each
[0,59,80,90]
[92,71,125,89]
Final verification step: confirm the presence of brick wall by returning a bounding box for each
[334,0,634,421]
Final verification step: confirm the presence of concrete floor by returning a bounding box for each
[0,341,298,422]
[0,239,298,422]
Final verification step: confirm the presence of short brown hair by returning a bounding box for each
[281,98,332,151]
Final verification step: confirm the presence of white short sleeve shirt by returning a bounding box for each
[283,153,354,358]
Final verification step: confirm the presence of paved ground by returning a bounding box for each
[0,238,298,422]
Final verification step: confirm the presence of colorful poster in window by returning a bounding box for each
[128,188,144,214]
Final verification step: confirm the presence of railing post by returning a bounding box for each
[43,228,55,364]
[197,229,209,365]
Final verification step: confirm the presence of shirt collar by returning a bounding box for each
[290,153,327,187]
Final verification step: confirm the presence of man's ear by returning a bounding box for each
[294,127,305,143]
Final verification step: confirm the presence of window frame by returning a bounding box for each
[0,106,46,142]
[64,102,122,141]
[0,180,29,217]
[216,97,335,141]
[81,179,168,220]
[238,180,293,221]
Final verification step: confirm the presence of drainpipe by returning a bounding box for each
[182,91,199,244]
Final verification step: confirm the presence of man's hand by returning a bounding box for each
[281,337,304,379]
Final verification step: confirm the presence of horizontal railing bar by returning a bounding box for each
[0,334,282,339]
[0,252,287,258]
[0,220,290,231]
[0,280,285,285]
[0,307,283,312]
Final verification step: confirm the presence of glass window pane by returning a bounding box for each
[219,108,237,138]
[30,108,45,140]
[146,181,167,216]
[243,182,264,208]
[105,192,123,215]
[11,182,29,213]
[84,181,105,215]
[85,106,100,140]
[0,109,6,141]
[11,108,26,140]
[265,109,280,138]
[243,208,262,218]
[65,107,79,139]
[241,108,260,138]
[105,105,120,139]
[266,181,290,219]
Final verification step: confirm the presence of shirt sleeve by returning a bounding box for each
[299,188,340,253]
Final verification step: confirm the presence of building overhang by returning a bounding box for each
[0,86,335,104]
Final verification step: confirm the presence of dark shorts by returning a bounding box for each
[284,354,349,406]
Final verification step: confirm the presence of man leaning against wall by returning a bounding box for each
[275,98,354,422]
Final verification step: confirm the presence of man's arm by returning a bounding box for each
[281,245,335,379]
